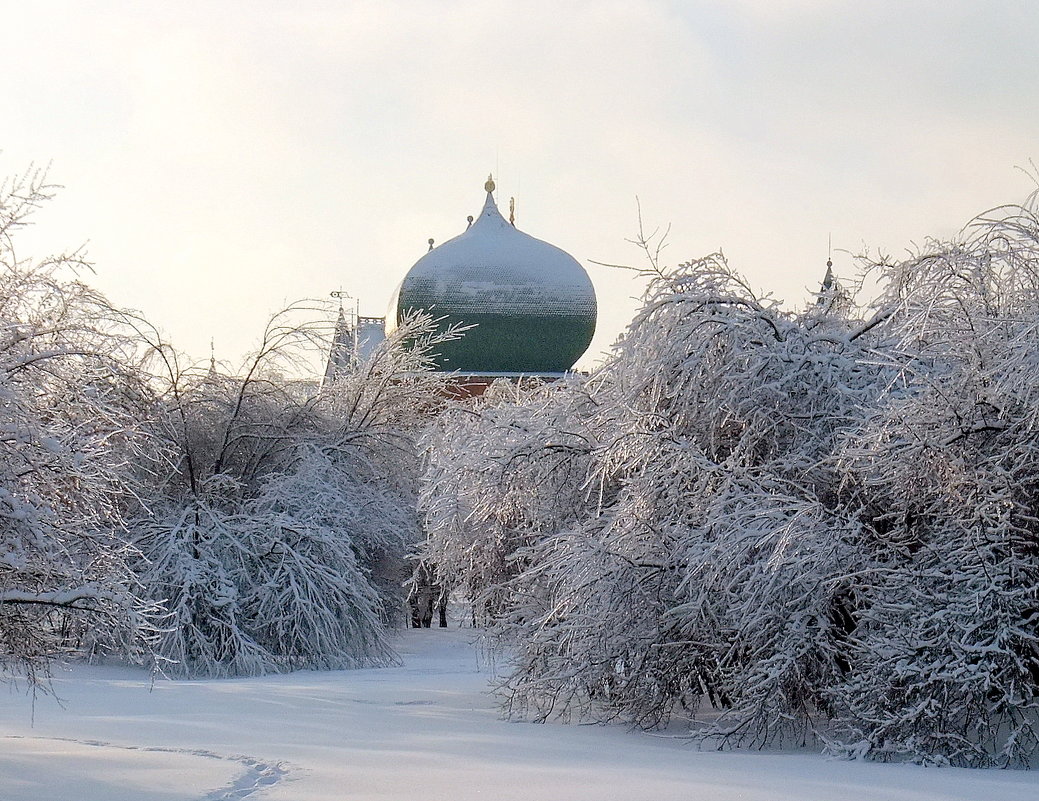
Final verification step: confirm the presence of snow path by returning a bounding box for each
[0,628,1036,800]
[1,735,287,800]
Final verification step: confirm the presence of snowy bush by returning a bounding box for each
[825,205,1039,767]
[422,206,1039,767]
[0,167,155,685]
[135,462,396,676]
[132,310,453,677]
[420,376,598,625]
[486,255,885,740]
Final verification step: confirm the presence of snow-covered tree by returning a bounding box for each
[0,166,155,685]
[486,255,887,739]
[132,309,456,676]
[634,212,1039,766]
[826,204,1039,767]
[420,376,598,626]
[422,201,1039,766]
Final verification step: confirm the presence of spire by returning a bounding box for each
[206,338,218,380]
[323,305,354,385]
[817,247,836,307]
[821,258,834,291]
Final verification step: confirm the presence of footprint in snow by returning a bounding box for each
[3,734,289,801]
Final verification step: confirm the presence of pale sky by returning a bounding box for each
[3,0,1037,371]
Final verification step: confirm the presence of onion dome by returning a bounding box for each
[388,176,597,373]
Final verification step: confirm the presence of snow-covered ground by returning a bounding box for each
[1,629,1036,801]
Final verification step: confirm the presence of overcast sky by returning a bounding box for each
[3,0,1037,370]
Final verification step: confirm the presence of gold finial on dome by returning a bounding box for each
[484,174,495,193]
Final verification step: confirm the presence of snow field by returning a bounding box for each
[1,629,1037,801]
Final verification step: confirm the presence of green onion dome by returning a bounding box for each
[388,178,597,373]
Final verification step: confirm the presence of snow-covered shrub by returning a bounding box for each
[420,377,598,625]
[423,204,1039,766]
[132,311,452,677]
[826,205,1039,767]
[489,255,885,740]
[136,458,397,677]
[0,167,154,685]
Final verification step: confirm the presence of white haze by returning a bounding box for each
[1,0,1036,371]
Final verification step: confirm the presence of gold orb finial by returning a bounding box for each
[484,173,495,193]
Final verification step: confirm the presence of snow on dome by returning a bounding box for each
[389,179,597,374]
